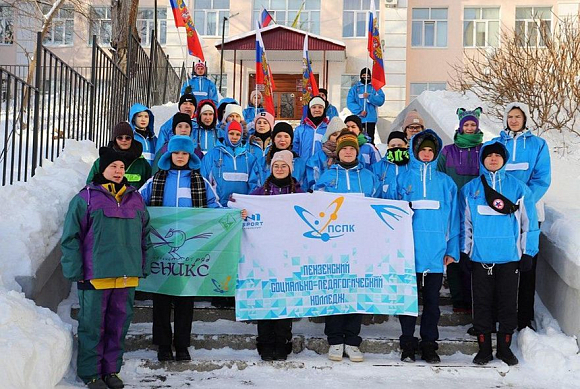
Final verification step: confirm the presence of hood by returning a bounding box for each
[409,129,443,169]
[217,97,239,122]
[196,99,218,129]
[128,103,155,136]
[503,101,530,131]
[479,140,510,177]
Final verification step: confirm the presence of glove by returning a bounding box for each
[459,252,473,273]
[519,254,534,272]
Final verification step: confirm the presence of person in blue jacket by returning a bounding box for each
[319,88,339,120]
[156,94,197,154]
[194,99,221,155]
[344,114,381,169]
[129,103,157,165]
[346,68,385,144]
[306,116,345,189]
[460,140,538,366]
[200,121,261,207]
[139,135,219,363]
[371,130,409,199]
[492,101,551,331]
[393,129,459,364]
[248,111,274,160]
[152,113,195,174]
[180,62,219,104]
[243,90,265,132]
[293,96,329,160]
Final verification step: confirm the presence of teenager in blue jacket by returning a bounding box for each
[371,130,409,199]
[492,102,551,331]
[460,140,538,366]
[305,116,345,189]
[200,121,260,206]
[156,94,197,154]
[248,111,274,160]
[346,68,385,144]
[293,96,329,160]
[243,90,265,132]
[180,62,219,104]
[344,114,381,169]
[393,129,459,364]
[194,99,221,155]
[129,103,157,165]
[319,88,339,120]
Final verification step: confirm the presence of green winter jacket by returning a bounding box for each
[86,156,152,189]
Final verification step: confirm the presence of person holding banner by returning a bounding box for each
[241,150,305,361]
[393,129,459,364]
[371,130,409,200]
[248,111,275,160]
[346,68,385,145]
[293,96,329,160]
[61,147,152,389]
[139,135,219,362]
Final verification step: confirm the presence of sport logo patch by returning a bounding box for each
[493,199,504,210]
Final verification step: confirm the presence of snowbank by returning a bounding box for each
[150,102,178,137]
[0,140,97,291]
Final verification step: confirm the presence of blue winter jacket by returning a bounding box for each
[293,118,329,160]
[242,106,265,127]
[359,142,381,169]
[315,162,379,198]
[371,159,409,200]
[394,129,460,273]
[156,116,199,154]
[200,140,261,207]
[180,76,219,104]
[129,104,157,165]
[346,82,385,124]
[326,104,339,120]
[460,141,539,263]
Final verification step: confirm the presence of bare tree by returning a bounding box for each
[110,0,140,71]
[450,12,580,138]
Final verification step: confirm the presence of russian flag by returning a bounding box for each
[256,22,275,115]
[260,9,274,28]
[169,0,185,28]
[367,0,385,90]
[302,33,319,118]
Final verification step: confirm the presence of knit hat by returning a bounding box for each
[323,116,345,142]
[457,107,482,133]
[309,96,326,109]
[254,111,275,129]
[272,122,294,141]
[226,120,243,134]
[112,122,133,139]
[250,90,263,102]
[318,88,328,96]
[158,135,200,171]
[199,103,215,115]
[98,146,127,174]
[402,110,425,129]
[217,98,239,122]
[419,138,436,152]
[194,62,206,71]
[270,150,294,174]
[172,112,192,134]
[336,129,360,155]
[387,130,408,145]
[344,115,363,132]
[179,93,197,109]
[224,103,243,121]
[481,141,507,164]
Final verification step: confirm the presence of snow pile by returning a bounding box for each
[150,101,178,136]
[0,287,72,389]
[0,140,97,290]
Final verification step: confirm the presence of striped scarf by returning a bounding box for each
[150,169,208,207]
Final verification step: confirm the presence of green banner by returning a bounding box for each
[137,207,242,297]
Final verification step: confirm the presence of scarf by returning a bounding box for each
[338,160,358,169]
[357,133,368,146]
[454,132,483,149]
[254,130,271,144]
[270,175,292,188]
[150,169,208,207]
[322,139,337,167]
[386,147,410,166]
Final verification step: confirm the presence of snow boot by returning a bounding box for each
[473,333,493,365]
[496,333,519,366]
[102,373,124,389]
[420,342,441,364]
[400,341,417,362]
[175,348,191,361]
[258,343,275,361]
[86,378,107,389]
[157,345,174,362]
[274,342,291,361]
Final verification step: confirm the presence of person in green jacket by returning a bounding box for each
[62,147,153,389]
[86,122,152,189]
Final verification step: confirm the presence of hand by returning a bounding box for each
[444,255,456,266]
[519,254,534,272]
[459,252,473,273]
[360,110,367,117]
[362,92,369,98]
[241,209,248,219]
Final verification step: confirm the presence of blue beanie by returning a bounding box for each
[158,135,200,170]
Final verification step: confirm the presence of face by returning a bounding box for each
[228,130,241,144]
[274,132,292,149]
[171,151,190,167]
[135,112,149,129]
[227,113,242,123]
[388,138,407,149]
[484,152,504,172]
[418,147,435,162]
[252,94,262,106]
[338,146,357,163]
[462,120,478,134]
[507,108,525,132]
[115,135,132,150]
[361,72,370,82]
[201,110,214,126]
[255,118,271,134]
[180,102,196,117]
[310,104,325,118]
[328,131,341,142]
[319,91,327,100]
[405,125,423,140]
[345,121,360,135]
[272,161,291,179]
[102,161,125,183]
[175,122,192,136]
[194,65,205,76]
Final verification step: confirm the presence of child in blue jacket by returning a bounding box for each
[129,103,157,165]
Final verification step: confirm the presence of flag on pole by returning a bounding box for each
[256,22,275,115]
[367,0,385,90]
[291,1,305,28]
[302,33,319,118]
[259,8,274,28]
[171,0,205,61]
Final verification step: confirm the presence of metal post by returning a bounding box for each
[219,16,227,91]
[162,54,170,103]
[31,32,42,177]
[124,34,132,110]
[146,30,156,107]
[89,35,98,142]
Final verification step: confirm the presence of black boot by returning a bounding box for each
[420,342,440,364]
[473,333,493,365]
[274,342,292,361]
[102,373,124,389]
[496,333,519,366]
[257,343,275,361]
[400,341,417,362]
[157,345,174,362]
[175,347,191,361]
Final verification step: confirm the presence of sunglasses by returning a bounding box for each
[116,135,132,141]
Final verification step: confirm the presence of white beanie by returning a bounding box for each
[270,150,294,173]
[309,96,325,109]
[224,104,243,120]
[199,103,214,115]
[323,116,345,142]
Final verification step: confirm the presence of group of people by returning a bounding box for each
[60,62,550,389]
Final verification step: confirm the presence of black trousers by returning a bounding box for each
[472,261,519,335]
[257,319,293,347]
[518,254,537,329]
[399,272,443,346]
[363,122,376,144]
[447,262,472,309]
[324,314,363,346]
[152,293,194,349]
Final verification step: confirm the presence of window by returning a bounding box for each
[411,8,448,47]
[137,8,167,46]
[410,82,447,100]
[515,7,551,47]
[209,74,227,98]
[253,0,321,34]
[89,7,112,46]
[194,0,230,37]
[343,0,379,38]
[0,6,13,45]
[464,7,499,47]
[341,74,359,111]
[42,6,74,46]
